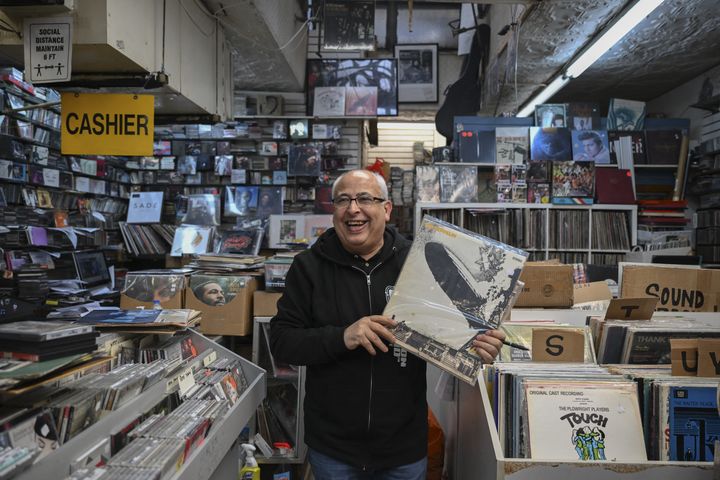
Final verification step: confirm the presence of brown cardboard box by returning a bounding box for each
[253,291,282,317]
[187,275,258,336]
[120,272,186,310]
[621,265,720,312]
[515,263,574,308]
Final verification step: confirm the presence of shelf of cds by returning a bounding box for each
[251,317,306,465]
[12,330,265,480]
[415,203,637,264]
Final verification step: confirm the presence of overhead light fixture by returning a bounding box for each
[517,75,570,117]
[565,0,665,78]
[517,0,665,117]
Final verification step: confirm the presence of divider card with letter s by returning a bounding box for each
[384,215,527,384]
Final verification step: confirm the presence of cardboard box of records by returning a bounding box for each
[186,274,258,336]
[514,261,575,308]
[253,291,282,317]
[120,271,189,309]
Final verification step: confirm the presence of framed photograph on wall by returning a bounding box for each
[306,58,398,116]
[395,43,438,103]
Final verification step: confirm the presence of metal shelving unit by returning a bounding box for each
[16,330,265,480]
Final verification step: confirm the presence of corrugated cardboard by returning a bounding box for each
[253,291,282,317]
[621,265,720,312]
[573,281,612,305]
[515,263,574,308]
[188,276,258,336]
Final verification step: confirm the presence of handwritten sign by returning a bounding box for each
[531,328,584,362]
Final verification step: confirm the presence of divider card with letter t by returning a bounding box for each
[384,216,528,384]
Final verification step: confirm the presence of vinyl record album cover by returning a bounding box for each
[127,192,163,224]
[313,87,346,117]
[608,98,646,131]
[181,194,220,226]
[384,216,527,384]
[535,103,567,128]
[215,228,264,255]
[552,161,595,198]
[439,165,477,203]
[530,127,572,161]
[415,166,440,202]
[572,130,611,164]
[525,380,646,462]
[345,86,378,116]
[495,127,529,164]
[171,226,212,256]
[288,145,321,176]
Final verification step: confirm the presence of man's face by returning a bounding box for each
[333,171,391,258]
[541,139,555,156]
[582,138,601,157]
[201,283,226,306]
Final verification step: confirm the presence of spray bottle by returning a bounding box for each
[239,443,260,480]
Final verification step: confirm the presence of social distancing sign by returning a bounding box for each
[61,93,154,156]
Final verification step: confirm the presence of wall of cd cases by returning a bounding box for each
[415,203,637,265]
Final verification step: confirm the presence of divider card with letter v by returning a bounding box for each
[61,93,154,156]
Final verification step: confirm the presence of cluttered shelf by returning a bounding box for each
[2,317,265,480]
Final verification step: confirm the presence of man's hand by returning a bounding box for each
[343,315,397,355]
[472,329,506,364]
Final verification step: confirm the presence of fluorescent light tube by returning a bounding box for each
[517,75,570,117]
[565,0,665,78]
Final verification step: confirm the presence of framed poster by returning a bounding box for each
[306,58,398,116]
[395,43,438,103]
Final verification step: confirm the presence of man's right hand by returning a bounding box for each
[343,315,397,355]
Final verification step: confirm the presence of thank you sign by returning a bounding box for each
[24,16,73,83]
[61,93,154,156]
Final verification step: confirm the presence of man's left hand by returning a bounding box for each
[472,329,505,364]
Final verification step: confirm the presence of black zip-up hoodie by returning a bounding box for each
[269,226,428,470]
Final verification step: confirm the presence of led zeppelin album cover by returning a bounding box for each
[384,215,527,384]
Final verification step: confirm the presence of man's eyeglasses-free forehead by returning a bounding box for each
[332,193,386,209]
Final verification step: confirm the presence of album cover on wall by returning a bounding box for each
[170,226,213,257]
[572,130,611,164]
[415,165,440,202]
[257,187,284,218]
[313,87,346,117]
[495,127,529,164]
[288,119,308,140]
[181,194,220,226]
[527,182,551,204]
[568,102,601,130]
[225,186,258,217]
[535,103,567,128]
[345,86,378,116]
[215,228,264,255]
[314,186,333,214]
[608,98,646,131]
[322,1,374,51]
[608,131,645,164]
[551,161,595,199]
[384,216,528,384]
[272,120,288,140]
[307,58,398,116]
[527,161,549,182]
[530,127,572,161]
[268,214,306,248]
[214,155,233,176]
[177,156,197,175]
[127,192,164,224]
[288,145,321,176]
[439,165,477,203]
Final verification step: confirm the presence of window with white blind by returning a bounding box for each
[364,122,445,169]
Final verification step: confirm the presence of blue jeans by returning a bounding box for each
[308,448,427,480]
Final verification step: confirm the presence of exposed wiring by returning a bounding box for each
[278,18,311,51]
[179,0,216,37]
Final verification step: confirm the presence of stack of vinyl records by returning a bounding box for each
[637,199,689,230]
[15,266,49,300]
[0,320,97,362]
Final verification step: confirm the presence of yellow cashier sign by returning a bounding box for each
[61,93,154,156]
